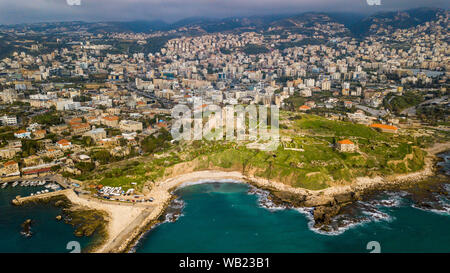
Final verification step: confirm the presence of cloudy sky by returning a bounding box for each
[0,0,447,25]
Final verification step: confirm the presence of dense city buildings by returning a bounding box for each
[0,8,448,180]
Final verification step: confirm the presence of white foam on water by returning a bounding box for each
[247,185,289,211]
[443,184,450,192]
[247,184,400,236]
[411,200,450,216]
[365,191,406,208]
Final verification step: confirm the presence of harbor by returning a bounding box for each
[12,189,72,206]
[1,175,69,201]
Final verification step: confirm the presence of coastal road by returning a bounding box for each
[100,206,156,253]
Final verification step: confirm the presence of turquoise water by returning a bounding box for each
[1,153,449,253]
[0,185,92,253]
[134,182,450,253]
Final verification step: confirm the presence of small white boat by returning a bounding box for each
[12,181,18,187]
[1,183,7,189]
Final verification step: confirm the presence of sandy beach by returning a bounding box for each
[61,191,147,253]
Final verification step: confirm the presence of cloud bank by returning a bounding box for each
[0,0,447,24]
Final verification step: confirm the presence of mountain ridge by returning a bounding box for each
[0,7,446,37]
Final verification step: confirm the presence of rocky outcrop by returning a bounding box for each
[311,191,360,228]
[21,219,33,237]
[269,190,307,207]
[313,205,341,227]
[303,195,335,207]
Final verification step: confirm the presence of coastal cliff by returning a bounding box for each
[102,141,450,252]
[135,142,450,236]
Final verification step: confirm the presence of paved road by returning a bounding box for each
[355,105,388,117]
[100,206,156,253]
[401,95,448,116]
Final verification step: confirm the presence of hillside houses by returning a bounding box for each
[336,139,357,152]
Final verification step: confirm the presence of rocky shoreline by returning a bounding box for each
[256,144,450,231]
[16,142,446,253]
[13,194,109,252]
[254,146,450,231]
[119,142,450,248]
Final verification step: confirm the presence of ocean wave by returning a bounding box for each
[443,184,450,193]
[411,204,450,215]
[308,201,393,236]
[307,215,372,236]
[129,198,187,253]
[163,198,186,223]
[411,197,450,216]
[164,212,184,222]
[128,221,165,253]
[247,184,397,236]
[359,202,392,221]
[247,185,289,211]
[364,191,407,208]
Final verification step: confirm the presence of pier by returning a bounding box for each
[12,189,73,205]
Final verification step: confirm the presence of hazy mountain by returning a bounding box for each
[0,7,445,37]
[349,7,444,36]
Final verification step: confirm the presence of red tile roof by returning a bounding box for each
[4,161,17,167]
[370,124,398,131]
[338,139,354,145]
[103,116,119,121]
[57,139,71,146]
[299,105,311,110]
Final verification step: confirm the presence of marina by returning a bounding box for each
[1,177,64,198]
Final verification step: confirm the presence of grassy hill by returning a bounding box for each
[73,113,436,192]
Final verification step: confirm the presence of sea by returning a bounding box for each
[1,152,449,253]
[0,184,92,253]
[134,151,450,253]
